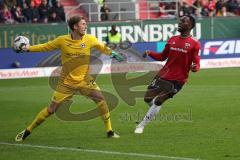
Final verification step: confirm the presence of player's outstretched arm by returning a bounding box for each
[13,36,61,53]
[94,43,124,62]
[143,39,170,61]
[143,48,169,61]
[28,37,61,52]
[110,51,124,62]
[92,36,124,62]
[144,38,171,61]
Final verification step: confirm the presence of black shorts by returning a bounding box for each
[147,75,183,97]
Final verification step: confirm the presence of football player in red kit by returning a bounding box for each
[135,15,201,134]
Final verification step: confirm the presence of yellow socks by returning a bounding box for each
[26,102,112,133]
[97,100,112,132]
[27,107,51,132]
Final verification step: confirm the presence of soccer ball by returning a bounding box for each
[13,36,30,51]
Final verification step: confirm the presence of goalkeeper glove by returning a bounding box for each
[110,51,124,62]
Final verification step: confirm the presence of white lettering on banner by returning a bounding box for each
[203,41,223,55]
[134,25,148,42]
[89,27,96,37]
[162,24,175,41]
[89,23,201,42]
[149,24,162,42]
[121,26,135,42]
[217,40,235,54]
[96,27,108,42]
[190,23,201,40]
[236,40,240,53]
[203,40,240,55]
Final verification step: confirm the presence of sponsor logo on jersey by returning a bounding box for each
[185,43,190,49]
[170,47,187,53]
[80,43,86,48]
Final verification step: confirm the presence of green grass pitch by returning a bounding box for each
[0,68,240,160]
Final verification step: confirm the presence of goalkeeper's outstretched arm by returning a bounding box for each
[16,36,61,53]
[28,37,61,52]
[92,36,124,62]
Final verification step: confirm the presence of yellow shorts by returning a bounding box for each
[51,78,100,103]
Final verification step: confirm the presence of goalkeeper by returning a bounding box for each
[15,16,123,141]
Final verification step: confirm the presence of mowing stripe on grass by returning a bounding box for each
[0,142,201,160]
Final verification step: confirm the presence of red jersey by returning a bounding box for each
[148,35,201,84]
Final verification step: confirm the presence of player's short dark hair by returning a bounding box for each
[186,15,196,29]
[67,16,86,31]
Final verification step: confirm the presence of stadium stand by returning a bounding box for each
[0,0,239,23]
[0,0,67,23]
[61,0,87,20]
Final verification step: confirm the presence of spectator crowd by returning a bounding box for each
[152,0,240,18]
[0,0,65,24]
[0,0,239,24]
[180,0,239,17]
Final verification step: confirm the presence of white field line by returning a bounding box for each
[0,142,202,160]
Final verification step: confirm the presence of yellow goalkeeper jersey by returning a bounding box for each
[29,34,112,85]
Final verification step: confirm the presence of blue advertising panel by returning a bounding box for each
[200,39,240,59]
[0,49,57,69]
